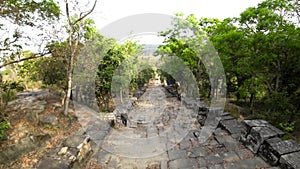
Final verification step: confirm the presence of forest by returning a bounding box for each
[0,0,299,150]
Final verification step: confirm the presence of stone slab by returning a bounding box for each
[168,149,187,161]
[279,151,300,169]
[204,155,223,166]
[235,148,255,160]
[186,147,209,158]
[219,119,245,135]
[168,158,198,169]
[215,135,242,150]
[224,157,269,169]
[220,151,240,162]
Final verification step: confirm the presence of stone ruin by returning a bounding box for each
[165,84,300,169]
[34,85,300,169]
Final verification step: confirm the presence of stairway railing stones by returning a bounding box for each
[37,120,111,169]
[165,84,300,169]
[219,114,300,169]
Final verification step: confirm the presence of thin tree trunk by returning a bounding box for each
[120,89,123,103]
[249,93,255,114]
[64,67,73,115]
[0,74,2,106]
[62,0,97,115]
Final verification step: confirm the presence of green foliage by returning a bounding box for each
[2,80,24,104]
[95,41,142,110]
[279,121,295,133]
[0,121,10,139]
[157,0,299,135]
[18,56,67,90]
[157,14,211,97]
[0,0,60,63]
[131,68,155,90]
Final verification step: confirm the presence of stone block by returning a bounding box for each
[168,158,198,169]
[204,155,223,166]
[243,126,284,153]
[168,149,187,161]
[279,151,300,169]
[215,135,241,150]
[220,113,234,121]
[219,119,245,135]
[259,137,300,166]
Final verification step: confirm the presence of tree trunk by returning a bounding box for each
[120,89,123,103]
[63,57,74,115]
[0,74,2,106]
[249,93,255,114]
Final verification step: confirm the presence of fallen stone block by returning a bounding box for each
[259,137,300,166]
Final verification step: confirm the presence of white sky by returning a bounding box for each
[84,0,264,43]
[89,0,264,29]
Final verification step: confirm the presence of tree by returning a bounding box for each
[197,0,300,133]
[63,0,97,115]
[0,0,60,104]
[157,14,221,98]
[95,41,142,111]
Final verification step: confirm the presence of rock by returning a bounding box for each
[0,134,50,164]
[52,102,62,111]
[32,101,47,114]
[63,135,88,148]
[133,91,144,99]
[39,115,58,126]
[37,158,70,169]
[58,147,68,155]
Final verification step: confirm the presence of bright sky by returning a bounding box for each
[86,0,264,43]
[90,0,264,28]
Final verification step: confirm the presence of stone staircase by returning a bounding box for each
[35,86,300,169]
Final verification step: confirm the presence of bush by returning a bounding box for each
[0,121,10,140]
[2,80,24,104]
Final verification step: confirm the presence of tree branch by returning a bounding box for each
[65,0,72,28]
[73,0,97,25]
[0,52,50,68]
